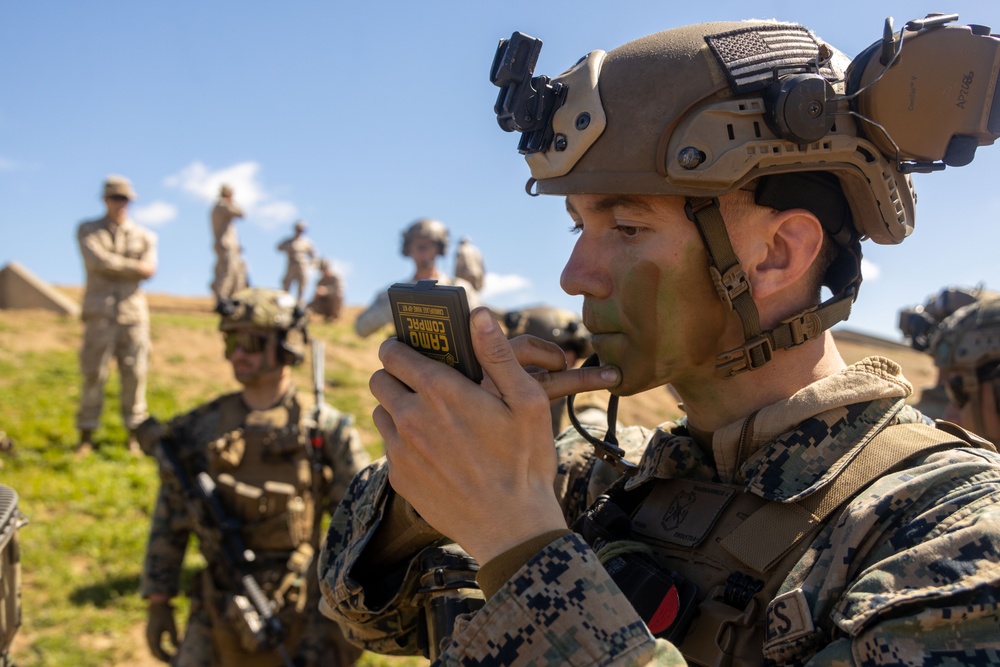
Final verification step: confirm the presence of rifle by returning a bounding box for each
[152,431,294,667]
[308,339,326,552]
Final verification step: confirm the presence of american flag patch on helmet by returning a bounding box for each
[705,23,836,94]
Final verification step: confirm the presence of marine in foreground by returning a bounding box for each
[321,15,1000,666]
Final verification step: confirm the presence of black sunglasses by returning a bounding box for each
[223,332,270,356]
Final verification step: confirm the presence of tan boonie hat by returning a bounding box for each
[103,174,137,200]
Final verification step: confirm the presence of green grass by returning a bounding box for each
[0,312,416,666]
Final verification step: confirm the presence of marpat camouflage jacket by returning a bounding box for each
[319,357,1000,665]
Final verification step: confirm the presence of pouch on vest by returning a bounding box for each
[574,494,700,642]
[208,429,246,469]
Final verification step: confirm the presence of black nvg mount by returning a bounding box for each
[490,32,566,155]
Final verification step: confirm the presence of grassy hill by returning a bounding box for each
[0,291,937,666]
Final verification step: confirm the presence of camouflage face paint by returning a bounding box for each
[591,237,728,396]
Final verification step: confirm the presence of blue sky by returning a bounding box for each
[2,1,997,341]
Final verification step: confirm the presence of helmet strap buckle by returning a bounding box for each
[784,309,823,345]
[710,265,751,310]
[716,335,774,378]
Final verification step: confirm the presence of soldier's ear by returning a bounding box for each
[743,209,824,301]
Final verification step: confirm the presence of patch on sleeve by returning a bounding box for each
[764,588,815,648]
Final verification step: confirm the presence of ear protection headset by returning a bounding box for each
[765,13,1000,173]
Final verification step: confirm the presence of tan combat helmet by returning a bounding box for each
[929,294,1000,436]
[493,21,924,377]
[103,174,137,200]
[504,306,593,360]
[217,287,308,365]
[401,218,449,257]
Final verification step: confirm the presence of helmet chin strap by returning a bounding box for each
[566,354,638,477]
[684,196,854,379]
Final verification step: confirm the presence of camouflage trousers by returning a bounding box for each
[76,317,149,432]
[174,586,363,667]
[281,266,308,301]
[212,250,248,301]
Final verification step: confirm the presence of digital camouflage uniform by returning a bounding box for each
[319,358,1000,665]
[143,386,370,666]
[211,198,248,301]
[277,234,317,301]
[76,213,157,432]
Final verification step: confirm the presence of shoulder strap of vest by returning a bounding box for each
[720,421,989,573]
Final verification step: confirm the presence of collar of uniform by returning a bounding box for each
[101,214,134,230]
[238,383,299,413]
[626,357,914,493]
[728,357,916,502]
[624,421,718,491]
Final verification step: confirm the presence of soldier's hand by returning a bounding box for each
[146,599,179,662]
[502,333,613,399]
[371,307,620,566]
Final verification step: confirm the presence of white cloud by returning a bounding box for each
[328,258,352,279]
[861,258,880,281]
[481,272,532,299]
[132,200,177,228]
[164,160,298,230]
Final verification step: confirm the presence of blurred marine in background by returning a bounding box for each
[899,285,999,419]
[354,218,480,338]
[277,220,317,304]
[928,292,1000,445]
[75,175,158,455]
[307,258,344,323]
[454,236,485,292]
[211,184,248,304]
[139,288,368,666]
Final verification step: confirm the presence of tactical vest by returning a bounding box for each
[578,421,996,667]
[193,393,348,665]
[206,395,317,556]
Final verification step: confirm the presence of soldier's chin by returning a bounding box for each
[607,374,652,398]
[232,366,261,384]
[592,344,659,397]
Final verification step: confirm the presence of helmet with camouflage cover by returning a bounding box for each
[504,306,593,360]
[401,218,449,257]
[899,286,998,352]
[217,287,308,365]
[929,294,1000,439]
[494,21,921,377]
